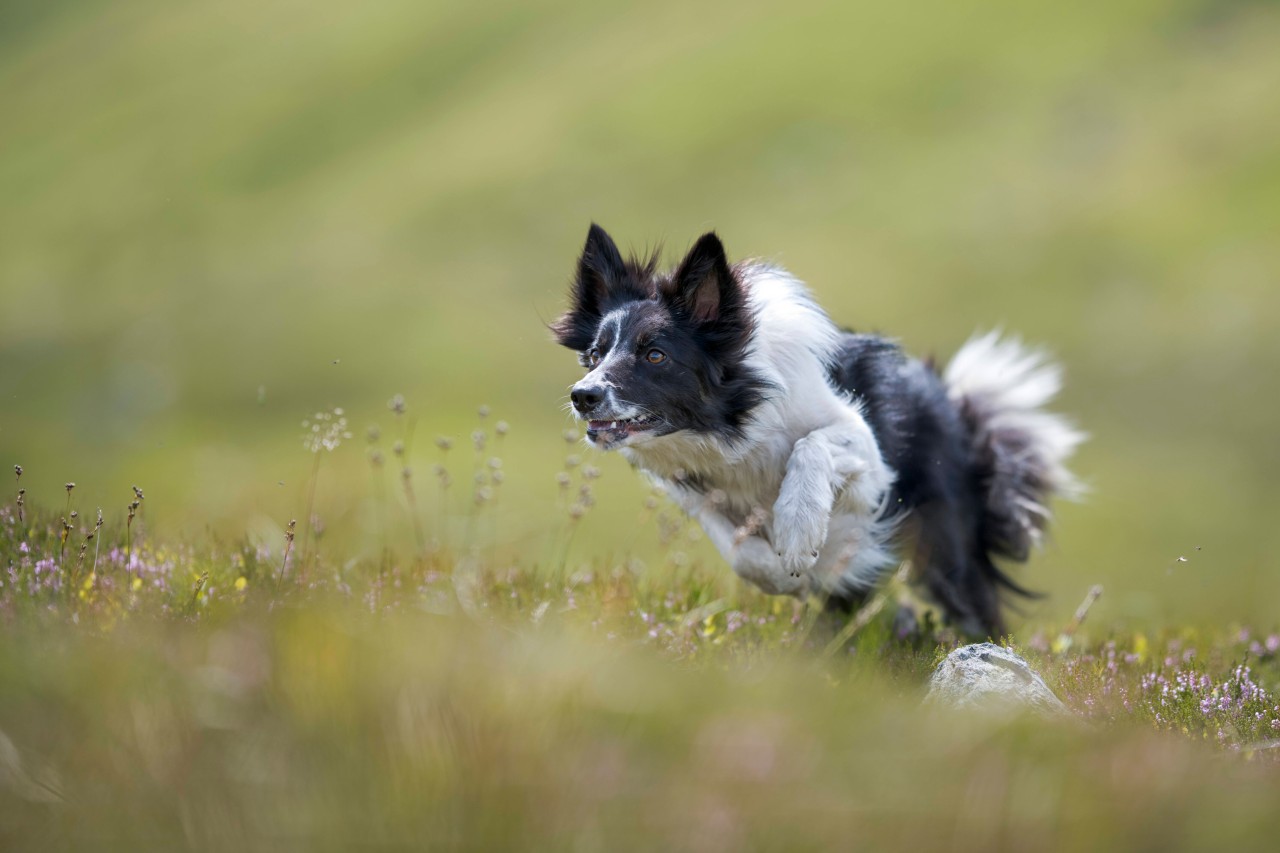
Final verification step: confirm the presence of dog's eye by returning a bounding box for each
[646,349,667,365]
[586,348,601,368]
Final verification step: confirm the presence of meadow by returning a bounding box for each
[3,0,1280,848]
[4,425,1280,849]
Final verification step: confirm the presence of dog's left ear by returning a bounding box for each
[663,232,738,323]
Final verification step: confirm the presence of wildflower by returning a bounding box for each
[301,408,352,453]
[234,576,247,592]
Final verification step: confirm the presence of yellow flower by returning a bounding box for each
[234,576,247,592]
[1133,633,1149,662]
[131,576,143,591]
[701,615,717,637]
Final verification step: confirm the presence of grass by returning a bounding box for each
[4,0,1280,629]
[4,421,1280,850]
[4,1,1280,847]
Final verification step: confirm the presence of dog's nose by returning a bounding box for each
[571,385,604,414]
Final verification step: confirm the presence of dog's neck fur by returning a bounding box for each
[620,264,858,522]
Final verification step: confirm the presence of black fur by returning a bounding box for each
[827,334,1037,635]
[555,226,1072,637]
[553,227,770,445]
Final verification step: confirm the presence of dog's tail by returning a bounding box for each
[944,332,1085,564]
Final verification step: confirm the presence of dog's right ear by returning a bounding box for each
[552,224,626,350]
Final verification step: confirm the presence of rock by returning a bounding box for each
[925,643,1070,717]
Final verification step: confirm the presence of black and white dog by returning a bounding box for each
[553,225,1083,636]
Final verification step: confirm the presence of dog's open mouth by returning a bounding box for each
[586,415,659,444]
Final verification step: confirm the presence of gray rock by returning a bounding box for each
[925,643,1070,716]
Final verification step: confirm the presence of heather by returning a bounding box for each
[5,433,1280,849]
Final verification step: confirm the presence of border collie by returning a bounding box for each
[553,225,1083,636]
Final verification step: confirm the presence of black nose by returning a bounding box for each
[571,386,604,414]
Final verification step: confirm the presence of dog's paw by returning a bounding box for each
[770,508,826,581]
[776,545,819,583]
[731,536,808,596]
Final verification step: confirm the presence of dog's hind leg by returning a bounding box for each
[661,484,807,596]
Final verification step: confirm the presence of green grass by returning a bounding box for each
[2,0,1280,628]
[3,463,1280,849]
[5,0,1280,847]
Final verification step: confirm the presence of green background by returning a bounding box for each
[3,0,1278,629]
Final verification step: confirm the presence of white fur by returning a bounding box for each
[621,265,898,599]
[944,331,1087,500]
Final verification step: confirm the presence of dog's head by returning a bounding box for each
[552,224,768,450]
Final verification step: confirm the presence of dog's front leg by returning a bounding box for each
[772,422,893,579]
[662,484,806,596]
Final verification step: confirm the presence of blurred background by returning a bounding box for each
[2,0,1278,629]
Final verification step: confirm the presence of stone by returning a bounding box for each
[925,642,1070,716]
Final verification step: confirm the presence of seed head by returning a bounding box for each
[13,465,21,478]
[435,436,453,452]
[132,485,144,501]
[388,394,406,415]
[477,404,490,419]
[495,421,509,436]
[65,482,75,493]
[367,425,381,443]
[392,440,405,458]
[302,408,352,453]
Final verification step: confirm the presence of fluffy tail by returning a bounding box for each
[944,332,1085,564]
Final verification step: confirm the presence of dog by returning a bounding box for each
[553,224,1083,636]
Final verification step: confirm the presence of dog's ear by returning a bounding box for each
[552,224,627,350]
[663,232,738,323]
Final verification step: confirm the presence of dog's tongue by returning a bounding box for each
[588,420,618,431]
